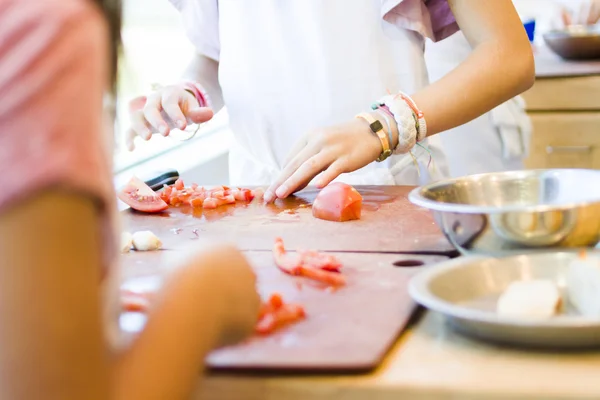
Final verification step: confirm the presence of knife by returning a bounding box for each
[143,169,180,191]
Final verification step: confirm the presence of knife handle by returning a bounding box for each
[143,169,180,191]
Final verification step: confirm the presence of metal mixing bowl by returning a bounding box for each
[408,169,600,256]
[543,24,600,60]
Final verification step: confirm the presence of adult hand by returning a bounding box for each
[264,114,383,202]
[126,84,214,151]
[561,0,600,26]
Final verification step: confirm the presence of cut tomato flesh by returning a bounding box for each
[203,197,219,209]
[256,296,306,335]
[118,176,169,213]
[273,238,345,286]
[312,182,362,222]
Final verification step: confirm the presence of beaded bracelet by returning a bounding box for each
[181,81,211,108]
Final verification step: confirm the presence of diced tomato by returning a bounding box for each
[233,188,254,202]
[203,197,219,209]
[255,303,306,335]
[174,178,185,190]
[272,238,345,286]
[191,183,198,190]
[211,190,225,198]
[269,293,283,309]
[220,194,236,205]
[312,182,362,222]
[176,190,192,202]
[188,195,206,207]
[117,176,169,213]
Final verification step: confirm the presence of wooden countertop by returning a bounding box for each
[534,44,600,78]
[195,311,600,400]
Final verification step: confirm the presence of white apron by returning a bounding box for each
[425,30,532,178]
[215,0,450,186]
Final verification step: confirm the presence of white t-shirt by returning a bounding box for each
[170,0,459,186]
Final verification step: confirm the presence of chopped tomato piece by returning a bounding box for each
[233,188,255,202]
[256,293,306,335]
[117,176,169,213]
[174,178,185,190]
[191,183,198,190]
[273,238,345,286]
[255,303,306,335]
[203,197,219,209]
[312,182,362,222]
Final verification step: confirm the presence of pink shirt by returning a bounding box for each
[0,0,120,344]
[0,0,114,240]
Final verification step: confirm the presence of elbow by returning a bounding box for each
[513,45,535,94]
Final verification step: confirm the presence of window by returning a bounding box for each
[114,0,229,174]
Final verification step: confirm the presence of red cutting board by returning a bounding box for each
[120,250,448,372]
[121,186,452,253]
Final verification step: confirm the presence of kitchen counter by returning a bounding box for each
[533,44,600,78]
[120,185,600,400]
[195,311,600,400]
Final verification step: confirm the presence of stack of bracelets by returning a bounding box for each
[355,91,427,162]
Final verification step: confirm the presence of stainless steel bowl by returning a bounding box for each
[543,24,600,60]
[409,251,600,348]
[408,169,600,256]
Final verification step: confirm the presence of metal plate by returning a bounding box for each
[409,251,600,349]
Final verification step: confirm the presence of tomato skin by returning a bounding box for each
[312,182,362,222]
[118,176,169,213]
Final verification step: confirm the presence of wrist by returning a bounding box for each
[355,112,392,162]
[181,81,211,108]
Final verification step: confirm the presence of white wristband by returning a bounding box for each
[379,95,417,155]
[397,91,427,142]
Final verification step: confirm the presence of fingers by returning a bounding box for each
[187,107,214,124]
[162,91,188,131]
[126,110,154,151]
[274,152,331,200]
[144,92,170,136]
[264,144,316,202]
[315,159,346,188]
[282,135,308,167]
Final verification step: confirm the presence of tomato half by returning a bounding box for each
[312,182,362,222]
[118,176,169,213]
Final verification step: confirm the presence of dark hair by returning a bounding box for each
[93,0,122,91]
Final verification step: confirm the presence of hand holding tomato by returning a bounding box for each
[264,115,383,202]
[126,84,214,151]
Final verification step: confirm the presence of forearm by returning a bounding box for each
[113,263,224,400]
[182,53,224,112]
[414,0,534,137]
[414,41,533,136]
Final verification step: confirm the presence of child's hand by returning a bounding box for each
[264,116,382,202]
[196,244,261,346]
[126,84,214,151]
